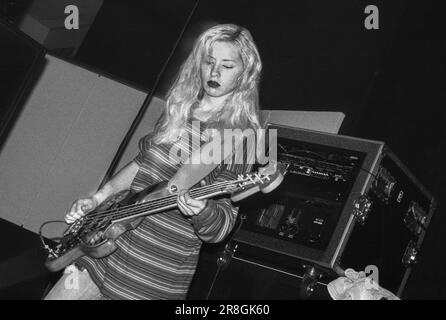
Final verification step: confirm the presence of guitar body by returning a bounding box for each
[44,163,287,272]
[45,182,171,272]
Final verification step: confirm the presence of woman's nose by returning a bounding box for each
[210,65,220,77]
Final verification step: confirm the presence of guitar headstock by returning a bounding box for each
[228,160,287,202]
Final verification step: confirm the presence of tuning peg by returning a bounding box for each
[258,159,278,176]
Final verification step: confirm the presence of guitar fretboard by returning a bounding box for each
[70,179,245,234]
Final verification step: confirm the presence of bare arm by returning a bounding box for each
[65,161,140,223]
[92,161,140,204]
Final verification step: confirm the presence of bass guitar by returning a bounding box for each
[43,164,286,272]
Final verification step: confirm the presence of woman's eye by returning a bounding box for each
[223,65,234,69]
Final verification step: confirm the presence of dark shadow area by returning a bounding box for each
[74,0,198,93]
[0,17,46,154]
[0,218,62,300]
[351,2,446,299]
[0,0,32,25]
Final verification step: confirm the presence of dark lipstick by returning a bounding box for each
[207,80,220,88]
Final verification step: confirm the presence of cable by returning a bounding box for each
[359,166,378,181]
[39,220,65,257]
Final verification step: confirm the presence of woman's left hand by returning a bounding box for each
[177,190,208,217]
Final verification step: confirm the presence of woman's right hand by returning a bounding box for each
[65,197,99,224]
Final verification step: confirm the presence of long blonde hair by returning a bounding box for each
[153,24,263,144]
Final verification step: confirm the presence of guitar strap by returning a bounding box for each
[167,130,256,193]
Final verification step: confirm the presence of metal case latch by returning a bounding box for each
[352,194,373,225]
[216,242,238,270]
[300,265,322,299]
[372,166,397,203]
[402,240,418,267]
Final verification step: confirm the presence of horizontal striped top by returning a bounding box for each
[76,119,251,299]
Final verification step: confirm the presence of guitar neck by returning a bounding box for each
[108,184,230,224]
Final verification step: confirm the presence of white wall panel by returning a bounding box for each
[0,55,147,237]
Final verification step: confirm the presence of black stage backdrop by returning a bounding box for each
[74,0,446,299]
[75,0,198,92]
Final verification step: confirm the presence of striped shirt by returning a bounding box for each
[76,119,251,300]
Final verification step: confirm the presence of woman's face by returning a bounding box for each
[200,41,244,99]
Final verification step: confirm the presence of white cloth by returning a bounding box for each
[327,268,400,300]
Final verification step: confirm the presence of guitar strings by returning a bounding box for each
[78,165,276,231]
[108,172,269,221]
[65,179,243,247]
[80,180,243,229]
[87,183,233,225]
[81,179,236,220]
[79,178,250,227]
